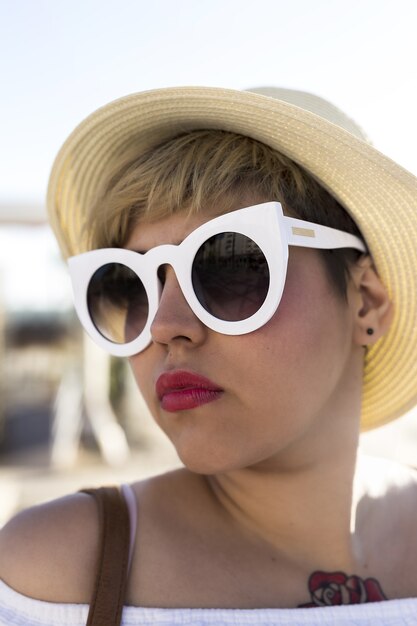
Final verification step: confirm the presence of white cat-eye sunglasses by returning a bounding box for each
[68,201,366,357]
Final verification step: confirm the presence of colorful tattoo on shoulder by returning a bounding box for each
[298,571,387,608]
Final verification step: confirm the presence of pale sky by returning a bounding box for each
[1,0,417,207]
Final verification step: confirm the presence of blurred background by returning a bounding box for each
[0,0,416,525]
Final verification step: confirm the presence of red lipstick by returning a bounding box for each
[156,370,223,412]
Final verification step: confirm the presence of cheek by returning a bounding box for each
[130,264,351,411]
[239,260,353,420]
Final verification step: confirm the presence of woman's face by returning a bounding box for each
[126,203,360,474]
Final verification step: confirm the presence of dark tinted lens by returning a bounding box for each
[192,232,269,321]
[87,263,148,344]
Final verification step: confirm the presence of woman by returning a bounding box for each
[0,86,416,625]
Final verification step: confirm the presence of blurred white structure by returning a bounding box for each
[51,335,130,469]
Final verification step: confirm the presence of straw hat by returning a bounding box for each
[47,86,417,431]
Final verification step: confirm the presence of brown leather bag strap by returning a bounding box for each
[82,487,131,626]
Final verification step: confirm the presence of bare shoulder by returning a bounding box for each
[0,470,211,606]
[355,454,417,596]
[0,491,99,603]
[356,453,417,529]
[356,453,417,507]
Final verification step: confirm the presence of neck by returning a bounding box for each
[207,410,362,574]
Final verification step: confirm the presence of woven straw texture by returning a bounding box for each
[47,87,417,431]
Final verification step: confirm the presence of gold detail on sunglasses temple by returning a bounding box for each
[291,227,316,238]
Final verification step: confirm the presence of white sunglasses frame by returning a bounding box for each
[68,201,366,357]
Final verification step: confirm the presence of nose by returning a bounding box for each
[150,265,207,350]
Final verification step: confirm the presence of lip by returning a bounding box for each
[156,370,224,412]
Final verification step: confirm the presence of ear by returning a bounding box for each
[349,255,394,347]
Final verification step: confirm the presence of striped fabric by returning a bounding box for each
[1,581,417,626]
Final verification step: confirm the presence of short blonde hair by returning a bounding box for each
[86,129,362,296]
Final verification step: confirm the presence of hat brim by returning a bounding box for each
[47,86,417,431]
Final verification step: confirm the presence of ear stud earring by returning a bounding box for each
[367,328,374,336]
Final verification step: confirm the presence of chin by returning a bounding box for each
[175,449,235,475]
[172,438,276,475]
